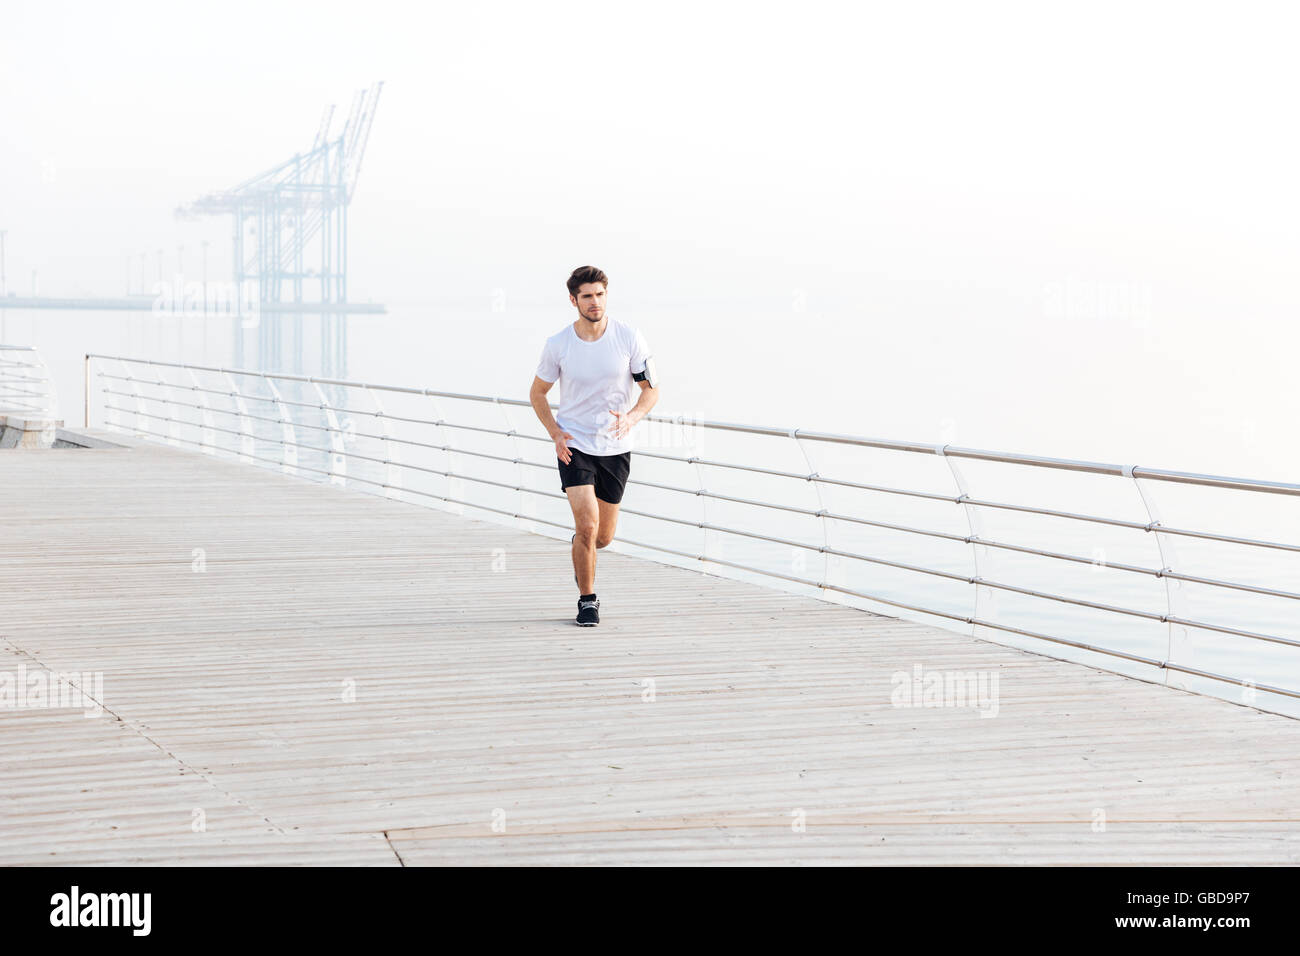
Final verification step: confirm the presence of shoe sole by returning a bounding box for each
[576,621,598,626]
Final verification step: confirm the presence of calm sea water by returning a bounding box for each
[7,305,1299,717]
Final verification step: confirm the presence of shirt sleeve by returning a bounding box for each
[535,338,560,383]
[629,328,651,376]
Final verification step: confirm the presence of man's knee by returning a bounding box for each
[574,518,599,545]
[595,531,615,549]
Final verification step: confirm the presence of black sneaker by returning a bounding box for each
[576,595,600,626]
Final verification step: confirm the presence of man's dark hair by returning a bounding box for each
[567,265,608,297]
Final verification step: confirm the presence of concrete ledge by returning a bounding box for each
[0,413,64,449]
[52,428,128,449]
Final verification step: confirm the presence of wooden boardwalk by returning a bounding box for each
[1,433,1297,865]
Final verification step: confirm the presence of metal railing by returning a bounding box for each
[85,353,1300,708]
[0,345,58,418]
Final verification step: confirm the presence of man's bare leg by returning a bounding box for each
[566,486,623,593]
[595,497,620,550]
[566,485,600,594]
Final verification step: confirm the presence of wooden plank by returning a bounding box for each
[0,433,1296,864]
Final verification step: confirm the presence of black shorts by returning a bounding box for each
[557,447,632,504]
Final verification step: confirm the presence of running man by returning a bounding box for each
[529,265,660,626]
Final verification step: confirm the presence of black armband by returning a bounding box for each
[632,356,659,388]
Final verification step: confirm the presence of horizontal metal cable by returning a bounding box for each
[627,475,1300,600]
[104,407,1300,651]
[101,390,1300,599]
[102,375,961,493]
[106,390,1300,610]
[100,386,535,452]
[102,402,573,504]
[0,375,48,384]
[97,374,1300,555]
[89,352,1300,496]
[612,500,1300,649]
[98,375,525,442]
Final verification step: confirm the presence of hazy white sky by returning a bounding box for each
[3,0,1298,311]
[4,0,1299,476]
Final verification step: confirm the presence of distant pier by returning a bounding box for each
[0,295,386,315]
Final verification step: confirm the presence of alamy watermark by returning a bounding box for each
[152,275,261,328]
[890,663,999,718]
[1042,277,1152,326]
[0,664,103,717]
[628,411,702,453]
[50,886,150,936]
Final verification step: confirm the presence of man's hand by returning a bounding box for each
[553,430,576,464]
[607,408,641,440]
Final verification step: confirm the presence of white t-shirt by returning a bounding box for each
[535,316,653,456]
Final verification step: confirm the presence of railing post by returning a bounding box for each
[790,428,829,597]
[145,360,180,447]
[264,376,298,475]
[83,354,91,429]
[122,358,146,436]
[363,384,401,499]
[938,445,989,637]
[686,424,710,570]
[222,370,254,463]
[186,365,215,455]
[311,379,346,486]
[99,358,123,432]
[427,391,463,514]
[494,397,529,528]
[1127,466,1187,688]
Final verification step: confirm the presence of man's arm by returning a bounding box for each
[529,375,575,464]
[609,380,660,440]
